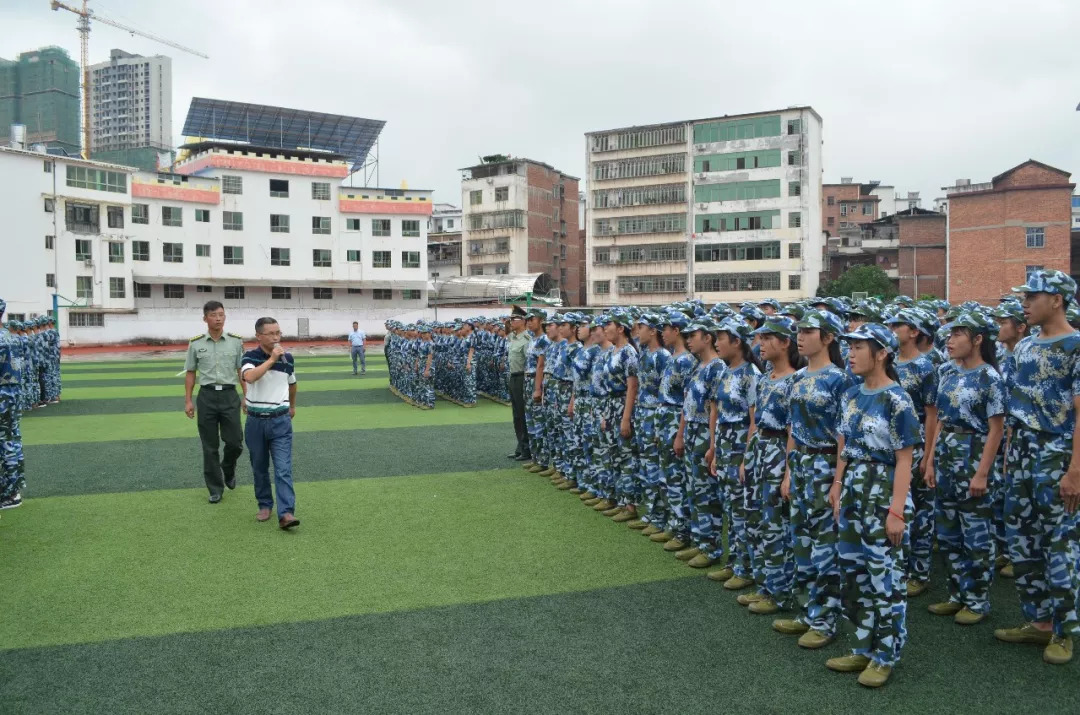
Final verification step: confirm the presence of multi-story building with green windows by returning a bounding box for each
[0,46,81,155]
[585,106,823,305]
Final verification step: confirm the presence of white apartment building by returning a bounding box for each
[0,141,432,343]
[427,202,463,280]
[585,107,823,306]
[88,49,172,157]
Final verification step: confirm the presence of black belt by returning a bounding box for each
[557,379,573,385]
[940,424,975,436]
[510,372,524,377]
[249,410,288,419]
[201,384,235,391]
[758,428,786,440]
[802,444,837,456]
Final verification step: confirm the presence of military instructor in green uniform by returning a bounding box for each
[184,300,247,503]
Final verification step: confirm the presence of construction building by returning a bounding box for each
[0,47,81,155]
[946,160,1075,304]
[88,49,173,171]
[427,203,463,281]
[585,106,823,306]
[460,157,581,302]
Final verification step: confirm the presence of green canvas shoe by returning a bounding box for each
[650,530,675,543]
[772,619,809,635]
[798,629,834,649]
[927,601,963,616]
[857,663,892,688]
[723,575,755,591]
[954,607,986,626]
[706,567,734,582]
[687,553,716,569]
[825,654,871,673]
[994,623,1054,645]
[1044,636,1073,665]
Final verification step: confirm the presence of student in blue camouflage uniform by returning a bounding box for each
[0,300,26,510]
[42,316,61,403]
[992,300,1030,577]
[566,316,599,496]
[827,323,920,688]
[739,316,801,613]
[551,314,581,488]
[886,308,940,598]
[535,320,562,478]
[707,315,761,587]
[582,318,614,507]
[596,313,640,518]
[672,317,724,566]
[523,311,551,472]
[628,314,672,531]
[415,325,435,409]
[650,310,697,547]
[458,321,478,407]
[994,269,1080,666]
[921,311,1006,626]
[772,309,852,648]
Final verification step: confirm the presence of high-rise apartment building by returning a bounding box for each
[88,49,172,171]
[585,107,822,306]
[0,46,80,154]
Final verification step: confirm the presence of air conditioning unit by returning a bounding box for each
[83,259,94,267]
[696,144,707,151]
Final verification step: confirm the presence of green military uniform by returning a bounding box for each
[185,331,246,499]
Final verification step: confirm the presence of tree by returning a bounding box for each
[817,264,897,299]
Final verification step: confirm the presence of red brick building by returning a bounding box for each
[947,160,1074,304]
[898,211,947,298]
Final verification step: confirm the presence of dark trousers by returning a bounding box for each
[196,386,243,496]
[245,413,295,518]
[509,373,529,456]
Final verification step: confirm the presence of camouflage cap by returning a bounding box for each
[758,298,781,310]
[681,317,717,335]
[739,304,766,323]
[1013,268,1077,302]
[797,309,845,334]
[778,304,806,321]
[944,310,996,336]
[752,316,797,338]
[841,322,899,354]
[662,310,690,330]
[716,315,752,342]
[991,302,1026,323]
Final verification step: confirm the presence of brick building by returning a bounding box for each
[897,210,947,298]
[947,160,1075,304]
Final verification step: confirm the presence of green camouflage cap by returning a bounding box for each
[1013,268,1077,302]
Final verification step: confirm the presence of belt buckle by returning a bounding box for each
[214,384,223,391]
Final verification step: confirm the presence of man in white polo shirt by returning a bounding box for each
[348,321,366,375]
[242,317,299,530]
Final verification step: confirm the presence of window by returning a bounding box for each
[224,246,244,265]
[196,285,213,294]
[269,179,289,198]
[107,205,124,228]
[311,182,331,200]
[347,249,362,262]
[591,124,686,152]
[593,153,686,180]
[560,244,567,260]
[46,273,55,288]
[788,274,802,290]
[402,289,422,300]
[616,275,687,294]
[109,277,125,298]
[271,247,291,266]
[447,219,455,229]
[195,209,210,223]
[1026,265,1045,281]
[222,175,242,194]
[132,203,148,224]
[862,203,873,216]
[45,235,54,250]
[787,151,801,166]
[164,284,184,299]
[402,220,420,237]
[695,241,781,262]
[162,206,182,227]
[76,276,93,299]
[594,248,611,263]
[132,240,149,261]
[614,243,687,264]
[224,286,244,300]
[271,287,292,300]
[693,116,781,143]
[789,212,802,228]
[65,165,126,193]
[788,182,801,197]
[347,288,363,295]
[704,160,713,171]
[312,249,332,267]
[827,216,835,227]
[469,265,484,276]
[787,119,802,135]
[372,219,391,237]
[402,251,421,268]
[594,213,686,236]
[469,189,483,205]
[312,216,331,235]
[346,218,361,231]
[69,312,104,327]
[1025,227,1045,248]
[75,239,92,261]
[44,198,54,213]
[134,282,151,298]
[65,202,99,233]
[313,287,333,300]
[840,204,848,216]
[163,242,184,263]
[270,214,290,233]
[594,280,611,295]
[694,272,781,292]
[108,242,124,263]
[373,250,391,268]
[789,242,802,258]
[372,289,393,300]
[223,211,243,231]
[196,243,210,257]
[495,187,509,202]
[44,160,52,173]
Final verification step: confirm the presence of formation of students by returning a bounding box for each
[508,269,1080,688]
[385,318,511,409]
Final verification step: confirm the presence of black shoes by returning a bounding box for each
[224,474,236,490]
[209,494,222,504]
[515,453,533,461]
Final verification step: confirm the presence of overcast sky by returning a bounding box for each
[3,0,1078,208]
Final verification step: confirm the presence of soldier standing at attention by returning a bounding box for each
[184,301,247,504]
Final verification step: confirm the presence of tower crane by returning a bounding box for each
[50,0,208,158]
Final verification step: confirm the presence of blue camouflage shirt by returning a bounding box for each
[839,382,922,466]
[789,365,854,448]
[659,350,698,408]
[714,361,760,425]
[637,346,672,408]
[935,363,1006,435]
[1008,332,1080,436]
[526,333,550,375]
[683,357,725,424]
[755,371,798,432]
[554,340,579,382]
[604,344,639,396]
[543,338,561,375]
[572,343,599,396]
[590,346,613,397]
[895,352,938,439]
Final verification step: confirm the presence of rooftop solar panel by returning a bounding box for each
[181,98,385,168]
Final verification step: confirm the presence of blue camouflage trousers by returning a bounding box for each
[907,444,934,582]
[790,450,841,635]
[628,405,655,511]
[1005,429,1080,637]
[537,376,559,468]
[935,430,998,615]
[717,423,751,579]
[553,381,574,476]
[838,460,912,668]
[656,406,687,538]
[746,433,793,604]
[609,395,639,507]
[592,396,623,501]
[462,363,477,406]
[684,421,722,561]
[524,374,543,463]
[0,402,25,499]
[571,393,597,490]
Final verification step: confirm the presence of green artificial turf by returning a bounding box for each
[55,377,387,401]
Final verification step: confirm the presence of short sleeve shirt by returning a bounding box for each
[526,334,551,375]
[755,371,798,432]
[572,344,599,396]
[683,357,725,424]
[714,361,760,425]
[1008,332,1080,435]
[839,383,922,466]
[637,346,672,408]
[604,344,639,395]
[895,352,939,439]
[789,365,854,448]
[590,346,613,397]
[936,363,1006,435]
[184,333,244,386]
[659,351,698,408]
